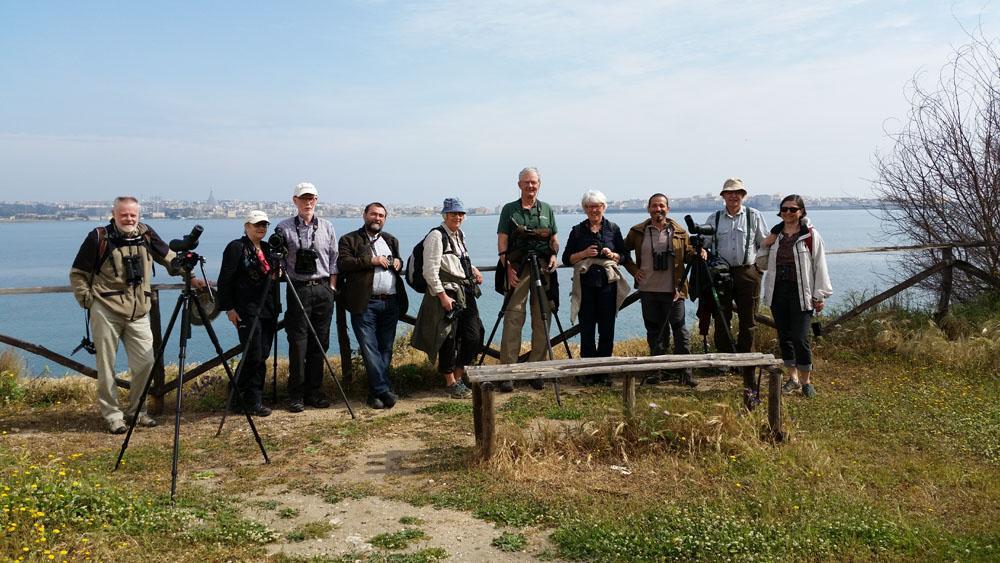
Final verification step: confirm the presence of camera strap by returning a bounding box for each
[294,216,318,251]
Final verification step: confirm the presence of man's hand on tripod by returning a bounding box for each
[190,276,207,289]
[227,310,241,327]
[547,255,557,272]
[507,263,520,289]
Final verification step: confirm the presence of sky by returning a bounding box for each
[1,1,998,207]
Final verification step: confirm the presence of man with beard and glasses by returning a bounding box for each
[337,202,408,409]
[623,194,704,387]
[70,196,204,433]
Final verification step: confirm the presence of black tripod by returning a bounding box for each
[114,251,269,501]
[216,265,281,436]
[281,278,356,419]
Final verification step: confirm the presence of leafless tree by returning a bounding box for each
[873,31,1000,301]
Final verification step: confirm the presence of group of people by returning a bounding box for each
[70,170,832,434]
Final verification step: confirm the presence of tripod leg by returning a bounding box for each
[272,278,280,403]
[191,295,270,463]
[115,292,183,471]
[284,281,355,419]
[170,295,191,501]
[550,309,573,359]
[528,260,561,406]
[217,275,273,436]
[478,289,514,366]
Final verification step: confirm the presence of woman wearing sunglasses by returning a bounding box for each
[759,195,833,398]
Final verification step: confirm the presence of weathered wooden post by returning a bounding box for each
[767,367,783,442]
[935,246,954,322]
[479,382,496,460]
[472,382,483,444]
[148,287,165,415]
[335,296,353,383]
[623,373,636,418]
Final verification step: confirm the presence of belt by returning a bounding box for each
[370,293,395,300]
[291,279,325,287]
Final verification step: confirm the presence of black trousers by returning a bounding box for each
[639,291,689,356]
[235,318,276,406]
[285,283,335,401]
[579,283,617,358]
[770,280,814,371]
[438,291,483,374]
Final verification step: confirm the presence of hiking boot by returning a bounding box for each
[288,399,305,413]
[447,382,472,399]
[680,370,698,388]
[782,378,802,394]
[305,396,331,409]
[249,404,272,417]
[801,383,817,399]
[529,378,544,390]
[126,413,158,428]
[108,419,127,435]
[367,396,386,410]
[379,391,398,409]
[498,380,514,393]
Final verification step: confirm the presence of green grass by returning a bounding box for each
[369,527,428,550]
[416,402,473,416]
[491,531,527,552]
[286,520,334,542]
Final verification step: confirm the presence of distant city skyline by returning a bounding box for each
[2,2,997,203]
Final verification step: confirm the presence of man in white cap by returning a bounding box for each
[702,178,768,398]
[274,182,339,413]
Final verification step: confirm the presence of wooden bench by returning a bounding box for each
[466,353,785,459]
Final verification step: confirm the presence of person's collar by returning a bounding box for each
[520,196,537,208]
[441,221,460,235]
[725,205,744,217]
[297,213,316,225]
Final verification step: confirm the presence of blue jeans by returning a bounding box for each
[351,298,399,399]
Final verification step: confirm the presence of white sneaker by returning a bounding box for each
[108,419,127,434]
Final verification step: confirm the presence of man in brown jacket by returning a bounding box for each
[336,203,408,409]
[623,193,703,386]
[69,196,199,434]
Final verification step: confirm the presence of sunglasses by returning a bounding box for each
[780,206,800,213]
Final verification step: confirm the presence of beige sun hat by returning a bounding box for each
[720,178,747,195]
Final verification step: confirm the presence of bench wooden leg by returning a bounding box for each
[623,374,636,418]
[479,382,496,460]
[472,382,483,445]
[767,367,783,442]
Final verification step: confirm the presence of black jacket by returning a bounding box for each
[336,227,409,316]
[217,236,280,321]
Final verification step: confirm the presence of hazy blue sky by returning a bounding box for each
[1,1,996,206]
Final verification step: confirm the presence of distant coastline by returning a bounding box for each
[0,196,881,223]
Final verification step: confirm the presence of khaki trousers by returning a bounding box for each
[91,301,153,423]
[499,271,551,364]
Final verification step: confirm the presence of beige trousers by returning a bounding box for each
[499,271,551,364]
[90,301,153,423]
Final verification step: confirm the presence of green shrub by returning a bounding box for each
[0,370,25,404]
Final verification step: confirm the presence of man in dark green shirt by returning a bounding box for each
[496,167,560,391]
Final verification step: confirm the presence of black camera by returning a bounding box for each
[267,231,288,260]
[122,253,144,286]
[444,301,464,322]
[169,225,203,252]
[651,246,674,271]
[683,215,716,238]
[295,247,319,275]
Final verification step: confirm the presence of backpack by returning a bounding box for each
[405,226,455,293]
[91,224,155,279]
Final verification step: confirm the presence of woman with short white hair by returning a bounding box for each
[562,190,629,385]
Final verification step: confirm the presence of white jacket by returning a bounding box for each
[761,225,833,312]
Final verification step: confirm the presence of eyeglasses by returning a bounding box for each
[780,206,800,213]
